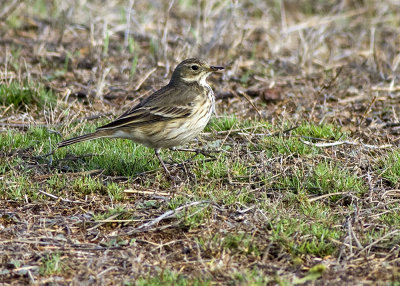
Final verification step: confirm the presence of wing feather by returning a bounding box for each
[97,83,199,131]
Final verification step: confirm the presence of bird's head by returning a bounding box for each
[170,58,224,85]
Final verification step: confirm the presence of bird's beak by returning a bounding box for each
[208,65,224,72]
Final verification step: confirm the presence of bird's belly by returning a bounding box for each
[163,113,211,148]
[111,108,211,149]
[150,112,211,148]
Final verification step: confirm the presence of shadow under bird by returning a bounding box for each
[57,58,224,177]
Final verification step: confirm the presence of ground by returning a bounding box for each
[1,0,400,285]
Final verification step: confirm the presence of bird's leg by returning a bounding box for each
[155,148,173,179]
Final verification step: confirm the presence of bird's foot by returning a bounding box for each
[155,149,177,182]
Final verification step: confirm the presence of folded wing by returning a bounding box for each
[97,84,197,131]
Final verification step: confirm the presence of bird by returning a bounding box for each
[57,58,224,177]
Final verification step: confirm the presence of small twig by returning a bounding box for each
[267,125,300,137]
[74,112,113,123]
[237,205,255,214]
[233,89,262,117]
[369,207,400,218]
[124,189,170,196]
[349,230,400,259]
[35,169,104,180]
[129,200,211,233]
[124,0,135,47]
[87,213,121,231]
[0,113,112,131]
[0,122,49,130]
[161,0,175,77]
[371,85,400,92]
[37,189,84,204]
[301,139,347,147]
[308,191,349,202]
[135,67,157,91]
[283,8,367,34]
[93,219,144,223]
[97,266,119,277]
[0,0,21,20]
[316,66,343,96]
[349,218,363,249]
[329,238,358,249]
[358,95,377,127]
[300,139,393,149]
[96,67,111,99]
[384,122,400,128]
[56,154,99,162]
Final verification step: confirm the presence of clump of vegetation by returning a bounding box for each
[377,151,400,187]
[306,162,366,197]
[294,123,347,140]
[0,81,56,110]
[39,253,64,276]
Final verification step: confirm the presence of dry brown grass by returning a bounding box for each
[1,0,400,285]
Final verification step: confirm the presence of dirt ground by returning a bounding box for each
[1,0,400,285]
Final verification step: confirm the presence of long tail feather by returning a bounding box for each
[57,132,103,148]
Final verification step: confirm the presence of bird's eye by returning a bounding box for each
[191,65,199,70]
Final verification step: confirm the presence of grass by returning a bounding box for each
[1,169,39,200]
[294,123,347,140]
[377,150,400,187]
[305,161,366,199]
[135,271,211,286]
[222,232,261,256]
[0,127,58,152]
[269,216,340,257]
[39,253,64,276]
[262,135,319,156]
[232,269,270,286]
[0,81,56,111]
[1,119,398,281]
[255,122,347,156]
[93,206,132,221]
[1,0,400,285]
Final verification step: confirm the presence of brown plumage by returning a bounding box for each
[57,58,224,176]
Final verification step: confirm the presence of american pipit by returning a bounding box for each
[57,58,224,177]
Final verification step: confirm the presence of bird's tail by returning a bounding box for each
[57,131,105,148]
